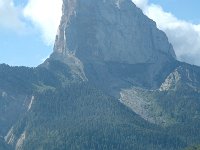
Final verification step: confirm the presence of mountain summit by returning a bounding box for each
[45,0,178,95]
[52,0,176,64]
[1,0,200,150]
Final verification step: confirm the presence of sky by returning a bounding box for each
[0,0,200,67]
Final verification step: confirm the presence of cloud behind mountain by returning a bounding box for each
[132,0,200,66]
[1,0,200,66]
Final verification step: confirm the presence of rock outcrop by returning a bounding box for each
[47,0,177,95]
[52,0,176,64]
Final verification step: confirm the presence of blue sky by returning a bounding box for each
[0,22,51,66]
[149,0,200,23]
[0,0,62,66]
[0,0,200,67]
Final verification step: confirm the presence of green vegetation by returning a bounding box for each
[12,83,186,150]
[185,145,200,150]
[0,61,200,150]
[0,137,11,150]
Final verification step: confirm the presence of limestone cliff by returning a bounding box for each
[52,0,176,65]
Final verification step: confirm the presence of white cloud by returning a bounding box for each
[132,0,148,10]
[0,0,26,32]
[0,0,62,45]
[132,0,200,66]
[1,0,200,66]
[23,0,62,45]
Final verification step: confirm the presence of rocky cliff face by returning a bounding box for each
[52,0,176,64]
[48,0,177,95]
[47,0,200,127]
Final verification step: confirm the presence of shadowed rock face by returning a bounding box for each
[52,0,176,64]
[48,0,178,95]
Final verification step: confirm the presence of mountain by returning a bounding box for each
[120,62,200,125]
[1,0,200,149]
[53,0,176,63]
[0,62,186,150]
[50,0,176,93]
